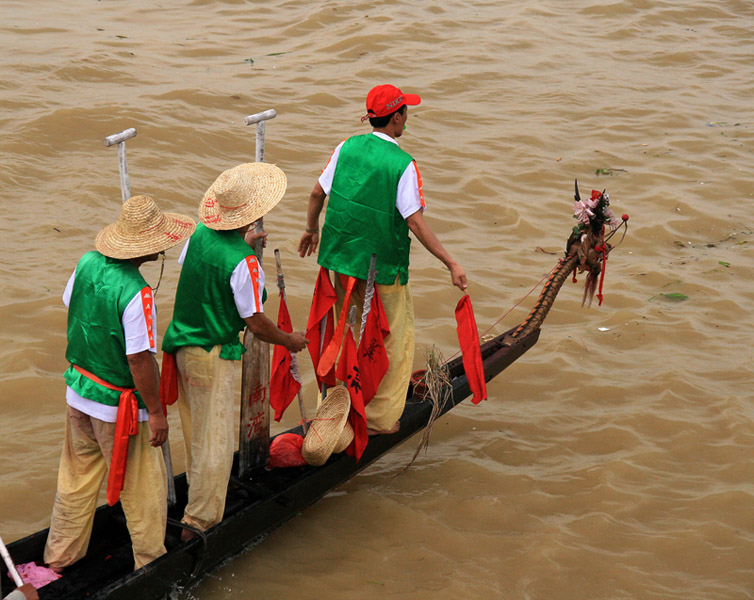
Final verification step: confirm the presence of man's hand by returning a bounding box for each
[298,231,319,257]
[147,412,169,447]
[245,230,268,248]
[17,583,39,600]
[286,331,309,353]
[449,262,468,291]
[127,350,165,446]
[245,314,309,351]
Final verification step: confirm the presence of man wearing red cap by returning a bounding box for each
[299,84,467,435]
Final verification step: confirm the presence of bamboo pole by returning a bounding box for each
[359,254,378,341]
[0,534,23,587]
[104,127,176,507]
[274,249,308,434]
[238,109,277,477]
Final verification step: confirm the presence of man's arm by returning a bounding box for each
[127,350,168,447]
[298,182,327,257]
[4,584,39,600]
[406,209,468,291]
[244,313,308,352]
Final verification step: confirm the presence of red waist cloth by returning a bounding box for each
[159,352,178,413]
[72,365,139,506]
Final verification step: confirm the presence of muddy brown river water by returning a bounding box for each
[1,1,753,598]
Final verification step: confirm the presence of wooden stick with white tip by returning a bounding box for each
[0,533,23,587]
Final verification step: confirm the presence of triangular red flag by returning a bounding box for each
[317,275,356,379]
[305,267,337,387]
[270,293,302,421]
[454,294,487,404]
[336,327,368,462]
[357,288,390,405]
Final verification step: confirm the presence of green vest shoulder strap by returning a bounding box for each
[64,251,148,408]
[318,134,414,285]
[162,223,264,360]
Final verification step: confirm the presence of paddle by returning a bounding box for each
[104,128,176,507]
[238,109,277,477]
[0,533,24,587]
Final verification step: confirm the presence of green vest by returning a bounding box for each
[64,251,148,408]
[162,223,266,360]
[318,134,414,285]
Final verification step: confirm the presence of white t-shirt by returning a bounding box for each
[318,131,426,219]
[63,269,156,423]
[178,239,265,318]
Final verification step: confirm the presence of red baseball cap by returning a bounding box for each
[361,84,421,122]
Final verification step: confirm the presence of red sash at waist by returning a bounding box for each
[72,365,138,507]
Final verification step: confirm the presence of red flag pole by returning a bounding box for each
[274,249,309,435]
[318,274,329,405]
[359,254,378,341]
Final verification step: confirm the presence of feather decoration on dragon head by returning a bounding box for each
[567,179,629,307]
[504,180,629,345]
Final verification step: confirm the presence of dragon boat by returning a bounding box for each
[1,182,626,600]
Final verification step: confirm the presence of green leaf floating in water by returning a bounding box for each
[719,261,730,267]
[660,293,688,302]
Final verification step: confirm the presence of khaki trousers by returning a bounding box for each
[44,406,167,571]
[334,274,415,431]
[176,345,236,532]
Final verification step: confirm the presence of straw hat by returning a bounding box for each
[302,385,352,467]
[332,420,354,455]
[198,162,287,230]
[95,195,196,260]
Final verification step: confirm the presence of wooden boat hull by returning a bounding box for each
[2,326,539,600]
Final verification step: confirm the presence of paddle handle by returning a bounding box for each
[104,128,137,203]
[0,534,23,587]
[247,109,277,259]
[161,441,177,507]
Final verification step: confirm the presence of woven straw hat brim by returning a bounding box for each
[332,420,354,455]
[302,386,351,467]
[199,162,287,231]
[95,195,196,259]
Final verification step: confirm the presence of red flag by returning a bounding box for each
[270,293,302,421]
[306,267,337,387]
[358,288,390,405]
[336,327,368,461]
[159,352,178,414]
[454,295,487,404]
[317,275,356,379]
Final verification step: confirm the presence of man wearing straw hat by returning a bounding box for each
[162,162,307,540]
[299,84,467,435]
[44,195,196,572]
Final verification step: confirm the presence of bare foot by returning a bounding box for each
[367,421,400,436]
[180,528,197,542]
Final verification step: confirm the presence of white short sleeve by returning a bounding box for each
[396,161,426,219]
[231,256,266,319]
[123,287,158,355]
[318,141,345,196]
[177,238,190,265]
[63,268,77,307]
